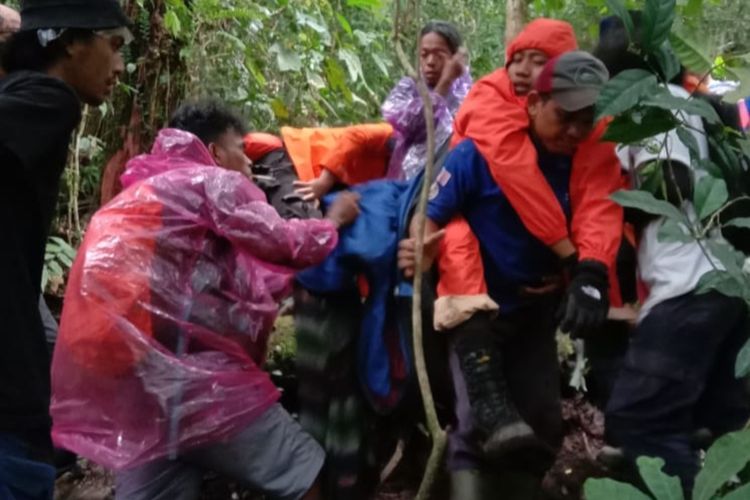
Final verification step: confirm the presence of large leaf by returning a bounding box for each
[682,0,703,18]
[164,9,182,38]
[338,48,364,82]
[583,478,652,500]
[653,40,682,82]
[725,217,750,229]
[657,219,694,243]
[735,338,750,378]
[706,239,746,276]
[605,0,635,40]
[270,43,302,72]
[611,190,686,221]
[596,69,658,120]
[693,431,750,500]
[336,14,353,36]
[675,127,700,160]
[669,32,712,76]
[642,88,721,125]
[694,176,729,220]
[642,0,677,52]
[603,108,679,144]
[722,483,750,500]
[637,456,684,500]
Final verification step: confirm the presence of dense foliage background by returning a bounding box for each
[3,0,748,291]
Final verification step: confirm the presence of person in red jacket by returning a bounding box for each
[400,24,623,499]
[52,101,360,500]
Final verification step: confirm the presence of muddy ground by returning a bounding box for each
[54,396,607,500]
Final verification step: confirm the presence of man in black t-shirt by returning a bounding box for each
[0,1,129,497]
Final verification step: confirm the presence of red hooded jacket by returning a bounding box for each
[438,19,623,304]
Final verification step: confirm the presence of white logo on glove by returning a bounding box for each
[581,285,602,301]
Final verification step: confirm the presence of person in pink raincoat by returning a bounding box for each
[51,101,359,500]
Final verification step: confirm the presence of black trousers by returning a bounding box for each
[448,295,563,475]
[606,291,750,492]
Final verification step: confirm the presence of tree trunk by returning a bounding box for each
[505,0,528,45]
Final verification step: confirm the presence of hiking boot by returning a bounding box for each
[450,470,492,500]
[453,320,542,459]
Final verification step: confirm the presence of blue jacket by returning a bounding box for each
[297,176,422,412]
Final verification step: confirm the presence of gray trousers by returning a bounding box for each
[115,404,324,500]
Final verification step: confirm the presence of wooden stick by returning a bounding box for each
[392,12,447,499]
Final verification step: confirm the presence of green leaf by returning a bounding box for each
[637,456,685,500]
[324,57,352,102]
[694,431,750,500]
[735,338,750,378]
[346,0,383,8]
[642,89,721,125]
[57,253,74,268]
[658,219,694,243]
[605,0,635,40]
[725,217,750,229]
[295,12,329,36]
[372,53,390,77]
[682,0,703,18]
[639,161,666,195]
[694,176,729,220]
[696,270,746,299]
[653,40,682,82]
[270,43,302,72]
[164,9,182,38]
[338,48,363,82]
[694,159,724,179]
[706,240,745,276]
[596,69,658,120]
[48,260,64,277]
[669,32,712,75]
[336,13,353,35]
[642,0,676,52]
[603,108,679,144]
[611,189,686,221]
[722,483,750,500]
[270,98,290,120]
[244,54,267,87]
[583,477,652,500]
[675,127,700,160]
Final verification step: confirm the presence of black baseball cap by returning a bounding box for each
[20,0,130,31]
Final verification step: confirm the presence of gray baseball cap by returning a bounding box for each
[534,50,610,112]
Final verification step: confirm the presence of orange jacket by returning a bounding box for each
[280,123,393,184]
[451,69,622,268]
[243,132,284,162]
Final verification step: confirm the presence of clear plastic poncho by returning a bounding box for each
[51,129,338,470]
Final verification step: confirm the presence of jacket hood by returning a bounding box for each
[120,128,216,188]
[505,18,578,66]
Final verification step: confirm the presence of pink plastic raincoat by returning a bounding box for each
[51,129,338,470]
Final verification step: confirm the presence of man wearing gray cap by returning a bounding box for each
[0,1,129,497]
[402,51,613,498]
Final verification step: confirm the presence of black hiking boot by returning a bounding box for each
[453,315,544,459]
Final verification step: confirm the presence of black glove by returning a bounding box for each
[559,259,609,336]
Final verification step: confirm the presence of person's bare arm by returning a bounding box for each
[397,214,444,278]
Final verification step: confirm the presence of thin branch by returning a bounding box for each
[393,1,447,498]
